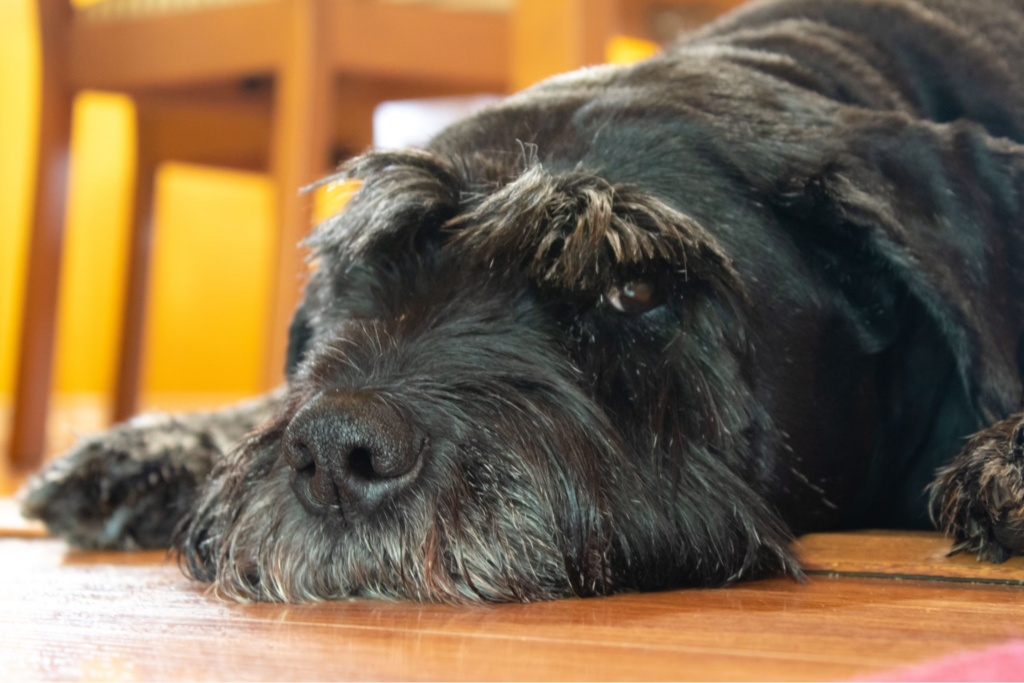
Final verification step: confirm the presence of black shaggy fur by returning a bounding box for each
[22,0,1024,603]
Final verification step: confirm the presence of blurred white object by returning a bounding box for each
[373,95,504,150]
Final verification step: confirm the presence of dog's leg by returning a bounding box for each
[20,389,283,550]
[930,413,1024,562]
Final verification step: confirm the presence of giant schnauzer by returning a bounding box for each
[22,0,1024,602]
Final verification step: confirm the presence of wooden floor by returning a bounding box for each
[3,397,1023,680]
[1,515,1023,681]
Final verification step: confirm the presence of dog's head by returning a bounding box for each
[173,44,1024,600]
[175,148,799,602]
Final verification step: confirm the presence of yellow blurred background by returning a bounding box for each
[1,0,277,415]
[1,0,38,404]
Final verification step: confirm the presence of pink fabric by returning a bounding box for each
[858,641,1024,682]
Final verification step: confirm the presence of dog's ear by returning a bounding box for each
[775,115,1024,421]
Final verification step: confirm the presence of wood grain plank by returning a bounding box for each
[798,530,1024,584]
[2,538,1023,681]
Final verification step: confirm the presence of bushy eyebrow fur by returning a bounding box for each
[446,164,742,292]
[308,150,742,296]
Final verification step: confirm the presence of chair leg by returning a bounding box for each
[8,0,73,472]
[112,114,159,423]
[264,0,335,390]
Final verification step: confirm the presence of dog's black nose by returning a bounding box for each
[283,391,423,518]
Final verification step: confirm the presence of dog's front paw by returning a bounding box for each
[930,415,1024,563]
[20,413,224,550]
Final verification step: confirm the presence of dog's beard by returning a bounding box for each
[174,358,797,604]
[175,271,798,604]
[176,379,622,603]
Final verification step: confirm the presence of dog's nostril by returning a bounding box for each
[297,459,316,478]
[283,390,424,517]
[295,443,315,471]
[283,434,315,471]
[346,447,377,481]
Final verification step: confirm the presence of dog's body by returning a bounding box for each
[24,0,1024,601]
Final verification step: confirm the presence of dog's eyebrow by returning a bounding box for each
[304,152,742,299]
[446,165,741,292]
[305,150,463,261]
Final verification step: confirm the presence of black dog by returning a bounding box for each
[23,0,1024,602]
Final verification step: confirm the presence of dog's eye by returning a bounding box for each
[607,281,659,314]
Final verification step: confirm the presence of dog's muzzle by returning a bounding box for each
[282,390,424,519]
